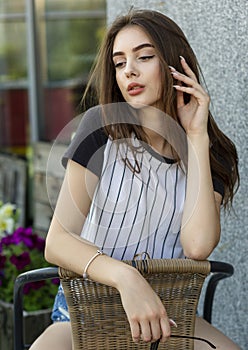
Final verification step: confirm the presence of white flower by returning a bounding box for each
[0,202,19,236]
[5,217,15,233]
[0,203,16,218]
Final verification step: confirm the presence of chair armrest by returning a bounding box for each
[203,261,234,324]
[13,267,59,350]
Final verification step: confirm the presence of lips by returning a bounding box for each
[127,82,145,96]
[127,82,145,91]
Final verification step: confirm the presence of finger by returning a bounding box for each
[150,319,162,342]
[175,80,185,109]
[129,320,141,343]
[169,318,178,328]
[171,69,208,100]
[170,67,184,108]
[173,84,209,104]
[179,55,197,81]
[171,70,198,88]
[139,320,152,343]
[159,317,171,343]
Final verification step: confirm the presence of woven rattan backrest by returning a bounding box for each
[59,258,211,349]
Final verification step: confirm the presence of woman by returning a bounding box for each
[30,9,240,349]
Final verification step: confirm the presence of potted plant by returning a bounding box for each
[0,219,59,349]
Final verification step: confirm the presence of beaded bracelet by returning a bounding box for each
[83,250,104,279]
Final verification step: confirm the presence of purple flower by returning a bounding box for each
[34,236,45,251]
[52,278,60,285]
[10,252,31,270]
[0,220,58,310]
[0,227,46,252]
[1,227,26,246]
[21,228,45,250]
[15,227,34,248]
[1,234,16,246]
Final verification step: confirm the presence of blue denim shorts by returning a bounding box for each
[51,284,70,322]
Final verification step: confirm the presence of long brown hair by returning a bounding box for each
[82,9,239,208]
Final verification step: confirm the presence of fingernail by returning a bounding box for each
[169,319,178,328]
[180,55,186,61]
[168,65,176,71]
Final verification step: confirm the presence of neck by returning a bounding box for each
[137,107,173,158]
[145,130,173,157]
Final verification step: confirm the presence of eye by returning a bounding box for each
[114,61,126,68]
[139,55,155,61]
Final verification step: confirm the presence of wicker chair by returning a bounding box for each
[13,259,234,350]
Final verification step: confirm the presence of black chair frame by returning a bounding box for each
[13,261,234,350]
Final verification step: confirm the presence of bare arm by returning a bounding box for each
[45,159,129,287]
[171,57,222,260]
[45,159,171,343]
[180,133,222,259]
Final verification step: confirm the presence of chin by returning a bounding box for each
[127,101,148,109]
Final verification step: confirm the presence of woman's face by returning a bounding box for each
[112,25,162,108]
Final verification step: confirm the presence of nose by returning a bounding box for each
[124,60,139,78]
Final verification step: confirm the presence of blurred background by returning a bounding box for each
[0,0,106,230]
[0,0,247,349]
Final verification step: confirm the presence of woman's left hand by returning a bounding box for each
[170,57,210,136]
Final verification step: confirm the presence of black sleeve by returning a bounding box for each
[62,105,108,177]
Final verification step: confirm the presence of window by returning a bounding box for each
[0,0,106,152]
[0,1,27,152]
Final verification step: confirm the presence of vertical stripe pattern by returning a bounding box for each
[81,136,186,260]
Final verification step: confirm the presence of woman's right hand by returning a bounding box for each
[116,265,171,344]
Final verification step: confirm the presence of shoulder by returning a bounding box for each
[62,105,109,176]
[76,105,105,133]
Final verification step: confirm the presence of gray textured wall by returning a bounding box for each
[107,1,248,348]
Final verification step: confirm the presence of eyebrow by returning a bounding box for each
[112,43,155,58]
